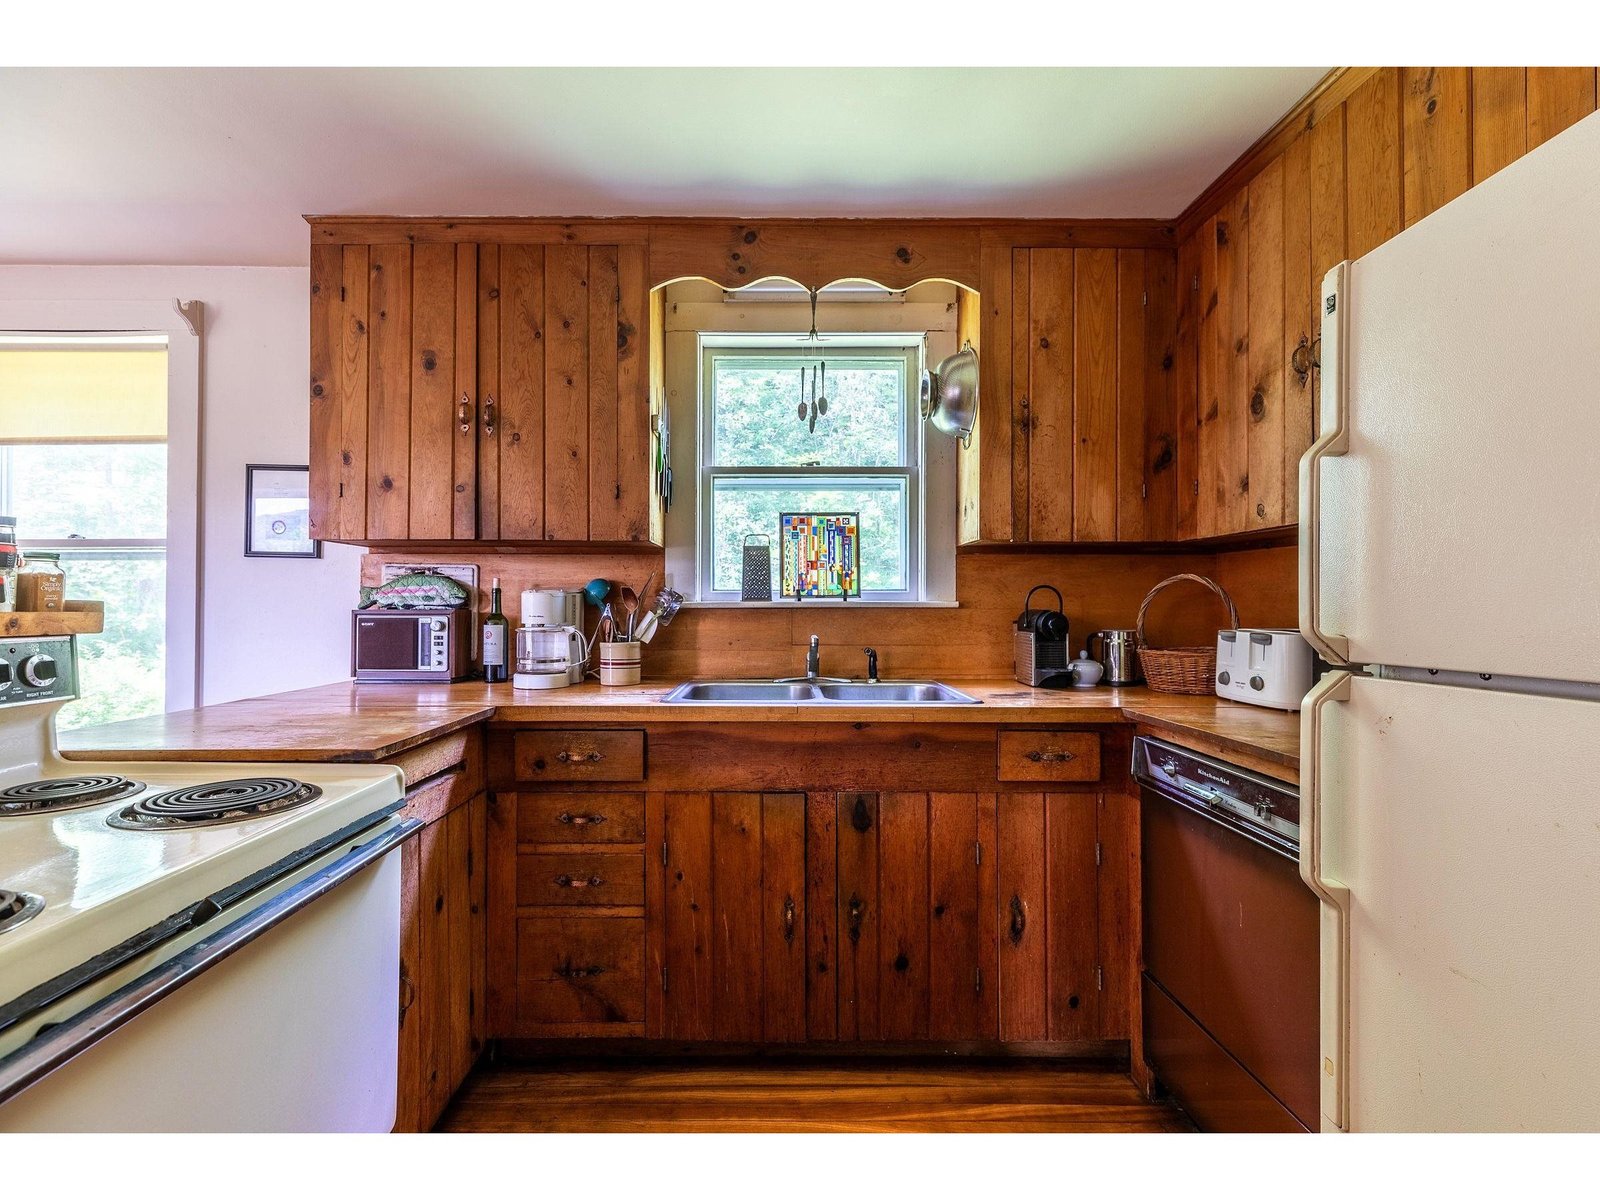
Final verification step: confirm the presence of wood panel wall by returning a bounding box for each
[361,546,1294,681]
[1172,66,1598,535]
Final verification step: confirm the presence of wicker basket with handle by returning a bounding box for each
[1135,573,1240,695]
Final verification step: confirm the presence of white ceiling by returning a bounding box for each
[0,67,1327,267]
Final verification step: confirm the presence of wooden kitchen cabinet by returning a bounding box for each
[992,246,1180,544]
[831,791,996,1043]
[488,724,1135,1055]
[994,792,1103,1042]
[309,233,654,545]
[488,790,649,1039]
[309,241,479,543]
[390,732,488,1133]
[656,791,808,1042]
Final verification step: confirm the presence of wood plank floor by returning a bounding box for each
[436,1058,1193,1133]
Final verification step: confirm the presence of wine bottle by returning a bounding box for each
[482,576,509,683]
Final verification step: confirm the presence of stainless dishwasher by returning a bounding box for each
[1134,735,1318,1133]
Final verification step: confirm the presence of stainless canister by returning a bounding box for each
[1088,628,1141,686]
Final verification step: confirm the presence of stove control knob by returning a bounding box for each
[20,655,58,688]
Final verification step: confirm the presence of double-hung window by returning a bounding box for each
[699,341,922,602]
[0,334,169,729]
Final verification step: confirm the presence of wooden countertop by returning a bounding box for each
[61,678,1299,774]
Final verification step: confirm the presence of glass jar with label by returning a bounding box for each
[0,516,17,613]
[17,551,66,613]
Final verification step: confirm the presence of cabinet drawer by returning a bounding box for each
[513,730,645,782]
[517,850,645,907]
[517,916,645,1026]
[517,793,645,845]
[997,730,1102,783]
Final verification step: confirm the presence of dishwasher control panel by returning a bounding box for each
[1132,736,1300,853]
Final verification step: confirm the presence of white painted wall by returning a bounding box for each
[0,266,360,706]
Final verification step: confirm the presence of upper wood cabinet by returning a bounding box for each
[966,243,1181,545]
[309,236,654,545]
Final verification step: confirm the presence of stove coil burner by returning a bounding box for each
[107,778,323,830]
[0,888,44,935]
[0,775,147,816]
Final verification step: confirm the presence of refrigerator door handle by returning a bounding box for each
[1299,261,1352,665]
[1301,670,1353,1132]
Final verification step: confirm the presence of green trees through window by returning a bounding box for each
[704,349,917,599]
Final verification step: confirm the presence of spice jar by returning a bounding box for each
[17,552,66,613]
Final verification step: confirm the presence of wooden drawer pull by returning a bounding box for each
[555,749,605,765]
[557,811,607,828]
[1009,894,1027,946]
[783,895,797,943]
[1025,749,1075,764]
[554,873,604,889]
[554,963,606,980]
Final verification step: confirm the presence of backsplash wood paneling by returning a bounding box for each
[361,547,1294,681]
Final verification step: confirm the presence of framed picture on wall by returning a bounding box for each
[244,464,320,558]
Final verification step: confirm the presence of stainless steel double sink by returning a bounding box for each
[660,680,981,706]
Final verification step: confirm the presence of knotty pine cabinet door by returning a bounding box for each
[993,791,1114,1044]
[654,792,808,1043]
[309,238,653,545]
[309,241,479,542]
[396,791,487,1133]
[476,242,651,543]
[831,792,998,1043]
[1002,246,1180,544]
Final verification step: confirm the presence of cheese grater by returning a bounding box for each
[740,534,772,601]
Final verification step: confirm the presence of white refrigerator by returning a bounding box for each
[1298,108,1600,1133]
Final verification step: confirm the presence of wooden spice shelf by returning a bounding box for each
[1,600,106,637]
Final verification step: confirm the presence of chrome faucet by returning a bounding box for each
[776,633,846,684]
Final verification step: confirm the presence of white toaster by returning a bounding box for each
[1214,628,1314,711]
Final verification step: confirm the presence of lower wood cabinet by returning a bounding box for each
[488,790,649,1039]
[656,791,807,1042]
[396,782,487,1133]
[486,725,1135,1054]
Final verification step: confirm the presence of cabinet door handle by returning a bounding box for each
[555,749,604,765]
[458,391,472,434]
[554,874,603,890]
[557,812,606,828]
[1290,335,1321,386]
[1025,749,1074,764]
[782,895,797,943]
[482,393,496,438]
[554,962,606,980]
[1009,894,1027,946]
[847,894,865,944]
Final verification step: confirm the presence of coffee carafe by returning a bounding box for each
[1088,628,1141,687]
[513,588,590,690]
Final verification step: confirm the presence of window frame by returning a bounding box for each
[0,303,200,710]
[696,338,924,604]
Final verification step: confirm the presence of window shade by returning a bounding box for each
[0,347,168,443]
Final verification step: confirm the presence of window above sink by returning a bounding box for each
[659,279,963,607]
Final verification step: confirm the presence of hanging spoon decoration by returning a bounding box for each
[796,367,807,423]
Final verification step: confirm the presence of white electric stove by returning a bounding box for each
[0,635,415,1132]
